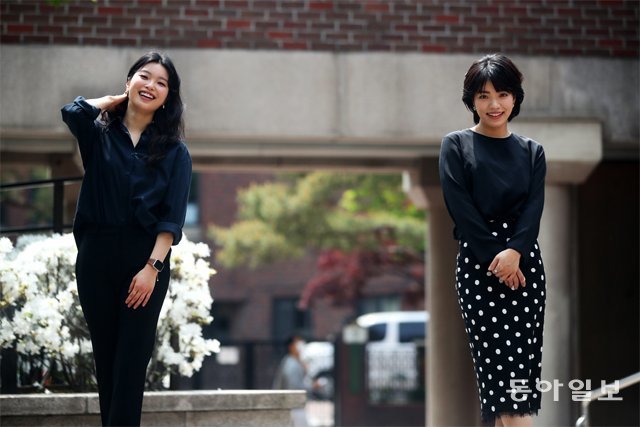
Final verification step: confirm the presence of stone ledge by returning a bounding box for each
[1,390,306,416]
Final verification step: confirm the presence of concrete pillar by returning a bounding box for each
[425,186,481,427]
[537,185,573,427]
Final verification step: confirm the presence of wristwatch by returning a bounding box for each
[147,258,164,273]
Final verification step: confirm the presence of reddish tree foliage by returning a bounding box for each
[298,228,425,309]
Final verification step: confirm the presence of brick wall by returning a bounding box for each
[1,0,637,57]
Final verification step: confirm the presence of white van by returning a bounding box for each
[356,311,428,398]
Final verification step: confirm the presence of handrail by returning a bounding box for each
[0,176,82,235]
[575,371,640,427]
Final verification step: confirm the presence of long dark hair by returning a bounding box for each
[106,52,185,166]
[462,53,524,124]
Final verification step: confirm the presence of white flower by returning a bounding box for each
[1,232,217,389]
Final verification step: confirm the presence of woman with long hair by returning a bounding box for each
[439,54,547,427]
[61,52,191,426]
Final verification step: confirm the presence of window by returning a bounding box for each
[399,322,425,343]
[272,297,312,341]
[367,323,387,342]
[357,295,401,316]
[184,172,199,226]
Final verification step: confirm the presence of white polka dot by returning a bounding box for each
[503,222,508,228]
[464,242,468,247]
[474,335,479,340]
[530,252,535,257]
[475,280,480,285]
[479,367,483,372]
[489,389,494,395]
[506,340,511,346]
[491,405,495,411]
[526,323,531,328]
[497,365,503,370]
[499,380,504,386]
[512,300,518,305]
[465,289,469,294]
[536,322,540,327]
[487,286,493,291]
[486,271,492,276]
[528,339,532,344]
[515,332,521,337]
[479,310,484,316]
[513,403,518,409]
[476,295,481,300]
[517,347,523,353]
[506,237,511,242]
[464,273,469,278]
[495,349,501,354]
[475,264,480,270]
[489,302,495,307]
[514,316,519,321]
[492,232,498,236]
[523,292,528,297]
[502,308,507,314]
[541,275,545,280]
[532,283,537,289]
[504,324,509,330]
[500,397,506,402]
[534,299,539,304]
[525,307,530,312]
[534,244,538,249]
[508,356,514,361]
[500,293,505,299]
[464,257,469,263]
[541,291,545,296]
[481,326,486,331]
[485,358,491,363]
[467,304,472,309]
[519,364,524,369]
[483,342,488,348]
[493,333,500,338]
[492,317,497,323]
[510,372,516,378]
[471,319,476,325]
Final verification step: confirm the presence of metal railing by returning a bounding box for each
[0,176,82,235]
[575,371,640,427]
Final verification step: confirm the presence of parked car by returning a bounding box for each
[301,311,428,402]
[356,311,428,400]
[301,341,334,400]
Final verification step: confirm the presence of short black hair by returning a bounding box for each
[462,53,524,124]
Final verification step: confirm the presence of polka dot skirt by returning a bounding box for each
[455,220,546,422]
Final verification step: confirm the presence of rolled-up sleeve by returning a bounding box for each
[157,144,192,245]
[61,96,102,168]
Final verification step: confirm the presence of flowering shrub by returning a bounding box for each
[0,233,219,392]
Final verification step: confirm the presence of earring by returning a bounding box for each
[472,106,476,111]
[162,104,165,109]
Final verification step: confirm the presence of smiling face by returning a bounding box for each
[125,62,170,114]
[473,80,515,137]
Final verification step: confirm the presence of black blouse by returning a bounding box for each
[61,96,192,246]
[439,129,546,264]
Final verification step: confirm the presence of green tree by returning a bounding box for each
[209,172,427,307]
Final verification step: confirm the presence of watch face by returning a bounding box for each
[153,259,164,272]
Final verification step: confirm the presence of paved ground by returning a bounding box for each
[306,400,334,427]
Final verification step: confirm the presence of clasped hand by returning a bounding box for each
[488,249,526,290]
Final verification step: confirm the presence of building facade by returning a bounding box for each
[1,1,638,425]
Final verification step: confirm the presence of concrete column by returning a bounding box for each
[425,186,481,427]
[537,185,573,427]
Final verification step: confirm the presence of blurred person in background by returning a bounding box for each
[273,335,311,427]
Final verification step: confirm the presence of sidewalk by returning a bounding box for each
[306,400,334,427]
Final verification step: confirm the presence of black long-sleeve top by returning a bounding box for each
[61,96,192,246]
[439,129,546,264]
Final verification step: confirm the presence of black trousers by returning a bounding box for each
[75,225,170,426]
